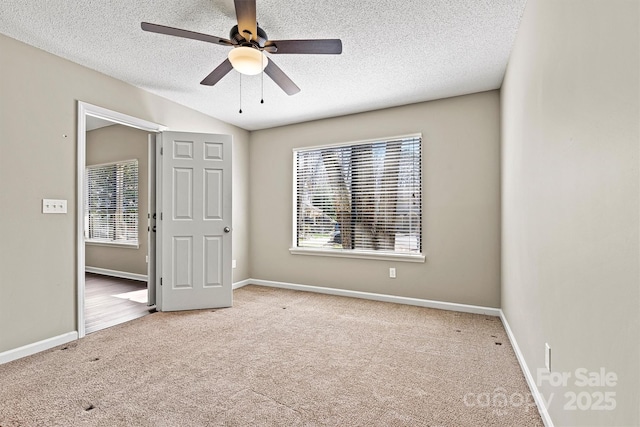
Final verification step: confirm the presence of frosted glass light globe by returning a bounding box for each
[228,47,268,75]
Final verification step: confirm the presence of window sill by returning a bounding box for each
[85,240,140,249]
[289,247,425,263]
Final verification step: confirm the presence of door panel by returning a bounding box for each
[173,236,193,288]
[204,236,223,287]
[204,169,223,219]
[158,131,232,311]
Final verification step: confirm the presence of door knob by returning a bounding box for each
[224,227,230,233]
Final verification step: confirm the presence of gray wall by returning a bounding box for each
[501,0,639,425]
[0,34,251,353]
[85,125,149,276]
[249,91,501,307]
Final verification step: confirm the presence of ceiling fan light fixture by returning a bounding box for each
[228,46,268,75]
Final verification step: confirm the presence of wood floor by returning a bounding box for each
[85,273,152,334]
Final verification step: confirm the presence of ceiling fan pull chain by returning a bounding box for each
[239,74,243,114]
[261,54,265,104]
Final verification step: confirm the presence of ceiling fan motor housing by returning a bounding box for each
[230,24,269,49]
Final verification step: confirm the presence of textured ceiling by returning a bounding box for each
[0,0,527,131]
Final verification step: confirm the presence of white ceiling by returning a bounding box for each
[0,0,527,131]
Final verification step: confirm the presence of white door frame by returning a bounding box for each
[76,101,166,338]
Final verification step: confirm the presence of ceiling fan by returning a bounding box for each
[141,0,342,96]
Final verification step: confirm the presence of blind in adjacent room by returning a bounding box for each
[294,135,422,255]
[84,159,139,245]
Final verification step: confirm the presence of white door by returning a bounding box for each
[157,131,232,311]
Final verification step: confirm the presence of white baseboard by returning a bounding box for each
[248,279,501,316]
[232,279,252,290]
[500,311,554,427]
[85,266,148,282]
[0,331,78,365]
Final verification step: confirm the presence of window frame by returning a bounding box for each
[290,134,425,263]
[84,158,140,249]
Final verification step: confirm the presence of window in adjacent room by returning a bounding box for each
[292,135,423,261]
[84,159,139,246]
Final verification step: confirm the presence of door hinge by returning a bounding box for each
[160,212,163,220]
[160,277,163,286]
[160,147,163,155]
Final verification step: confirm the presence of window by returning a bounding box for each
[292,135,423,261]
[84,159,139,246]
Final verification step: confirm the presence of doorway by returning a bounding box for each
[77,102,234,338]
[77,102,165,338]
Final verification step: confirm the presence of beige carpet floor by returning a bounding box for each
[0,285,543,426]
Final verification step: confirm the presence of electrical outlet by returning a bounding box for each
[545,343,551,372]
[42,199,67,214]
[389,267,396,279]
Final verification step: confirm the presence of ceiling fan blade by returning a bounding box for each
[234,0,257,42]
[200,59,234,86]
[141,22,234,47]
[264,39,342,54]
[264,60,300,96]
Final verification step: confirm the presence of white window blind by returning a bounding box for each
[294,135,422,256]
[84,159,139,245]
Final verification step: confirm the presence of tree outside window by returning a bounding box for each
[294,136,421,255]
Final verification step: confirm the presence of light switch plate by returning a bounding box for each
[42,199,67,214]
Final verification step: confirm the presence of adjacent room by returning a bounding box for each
[0,1,637,426]
[83,119,153,333]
